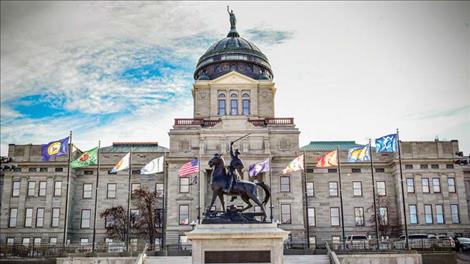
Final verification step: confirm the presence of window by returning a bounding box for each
[39,167,48,172]
[29,168,37,172]
[242,98,250,116]
[306,168,314,173]
[81,209,91,228]
[83,183,92,199]
[309,236,316,249]
[24,208,33,227]
[332,236,341,247]
[131,183,141,194]
[14,167,21,172]
[436,205,444,224]
[9,208,18,227]
[36,208,44,227]
[353,181,362,196]
[107,183,116,198]
[52,208,60,227]
[306,182,314,197]
[431,164,439,169]
[27,182,36,196]
[54,181,62,196]
[34,238,41,246]
[352,168,361,173]
[49,238,57,245]
[405,164,413,170]
[375,168,385,173]
[155,208,163,227]
[132,169,140,175]
[280,176,290,192]
[230,94,238,115]
[422,178,430,193]
[7,238,15,245]
[130,209,140,227]
[218,94,226,115]
[308,207,315,226]
[446,164,454,169]
[379,207,388,225]
[179,178,189,193]
[432,178,441,193]
[105,214,116,228]
[39,181,47,197]
[420,164,428,169]
[328,168,337,173]
[377,181,386,196]
[22,238,30,247]
[409,205,418,224]
[179,235,188,244]
[55,167,63,172]
[156,183,164,196]
[80,238,89,246]
[179,205,189,225]
[451,204,460,223]
[354,207,364,226]
[329,182,338,196]
[281,204,291,224]
[448,177,456,193]
[424,205,433,224]
[12,181,20,197]
[330,208,340,226]
[406,178,415,193]
[84,170,93,175]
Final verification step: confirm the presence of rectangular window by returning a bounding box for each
[354,207,364,226]
[328,168,337,173]
[353,181,362,196]
[55,167,63,172]
[54,181,62,196]
[329,181,338,197]
[179,205,189,225]
[424,205,433,224]
[446,164,454,169]
[352,168,361,173]
[22,238,30,247]
[107,183,116,198]
[49,238,57,245]
[81,209,91,228]
[451,204,460,224]
[332,236,341,248]
[82,183,92,199]
[39,181,47,197]
[130,209,140,227]
[309,236,316,249]
[420,164,428,169]
[436,204,444,224]
[27,182,36,197]
[330,207,340,226]
[280,176,290,192]
[308,207,315,226]
[51,208,60,227]
[431,164,439,169]
[448,177,456,193]
[29,167,37,172]
[36,208,44,227]
[132,169,140,175]
[433,178,441,193]
[131,183,141,194]
[24,208,33,227]
[84,170,93,175]
[156,183,164,196]
[179,178,190,193]
[375,168,385,173]
[80,238,89,246]
[230,99,238,115]
[379,207,388,225]
[9,208,18,227]
[218,99,225,115]
[7,238,15,245]
[33,238,41,246]
[422,178,430,193]
[242,99,250,115]
[12,181,20,197]
[409,205,418,224]
[281,204,291,224]
[405,164,413,170]
[377,181,386,196]
[306,182,314,197]
[406,178,415,193]
[39,167,48,172]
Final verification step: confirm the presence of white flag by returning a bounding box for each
[141,156,164,174]
[111,152,130,173]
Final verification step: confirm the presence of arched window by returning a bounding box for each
[230,94,238,115]
[218,93,226,116]
[230,64,237,71]
[242,93,250,116]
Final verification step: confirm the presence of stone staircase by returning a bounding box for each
[144,255,330,264]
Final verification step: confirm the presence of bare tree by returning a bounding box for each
[100,206,127,242]
[367,196,402,239]
[131,188,163,249]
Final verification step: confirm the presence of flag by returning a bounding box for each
[348,144,371,162]
[141,156,164,174]
[111,152,130,173]
[316,150,338,168]
[41,137,69,161]
[282,155,304,174]
[179,159,199,177]
[71,147,98,169]
[249,158,270,177]
[375,134,398,152]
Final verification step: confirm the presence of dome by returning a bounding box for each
[194,11,273,80]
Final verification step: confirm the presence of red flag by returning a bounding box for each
[316,150,338,168]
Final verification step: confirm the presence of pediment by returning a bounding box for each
[210,71,257,85]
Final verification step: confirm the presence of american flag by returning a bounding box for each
[179,159,199,177]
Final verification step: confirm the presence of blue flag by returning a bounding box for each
[41,137,69,161]
[348,144,371,162]
[249,158,270,177]
[375,134,398,153]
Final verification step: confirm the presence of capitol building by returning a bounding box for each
[1,13,469,251]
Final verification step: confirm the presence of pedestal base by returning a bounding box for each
[186,223,289,264]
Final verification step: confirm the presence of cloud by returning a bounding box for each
[244,28,294,45]
[404,105,470,120]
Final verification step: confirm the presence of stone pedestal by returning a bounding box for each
[186,223,289,264]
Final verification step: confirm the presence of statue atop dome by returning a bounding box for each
[227,6,236,30]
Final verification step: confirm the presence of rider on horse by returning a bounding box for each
[225,142,244,193]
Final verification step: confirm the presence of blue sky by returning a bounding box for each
[1,2,469,154]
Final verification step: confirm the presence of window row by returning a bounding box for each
[406,177,456,193]
[218,93,250,116]
[12,181,62,197]
[405,164,453,170]
[14,167,64,173]
[9,208,60,228]
[409,204,460,224]
[6,237,58,247]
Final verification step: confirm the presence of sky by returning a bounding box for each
[1,1,469,155]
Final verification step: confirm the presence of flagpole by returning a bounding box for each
[162,155,168,255]
[126,149,132,252]
[63,131,72,247]
[302,151,310,249]
[268,154,273,223]
[197,154,201,223]
[336,146,345,245]
[396,129,409,250]
[369,139,380,249]
[92,140,101,253]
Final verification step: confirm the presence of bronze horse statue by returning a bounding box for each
[206,153,271,221]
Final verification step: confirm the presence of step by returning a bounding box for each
[145,255,330,264]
